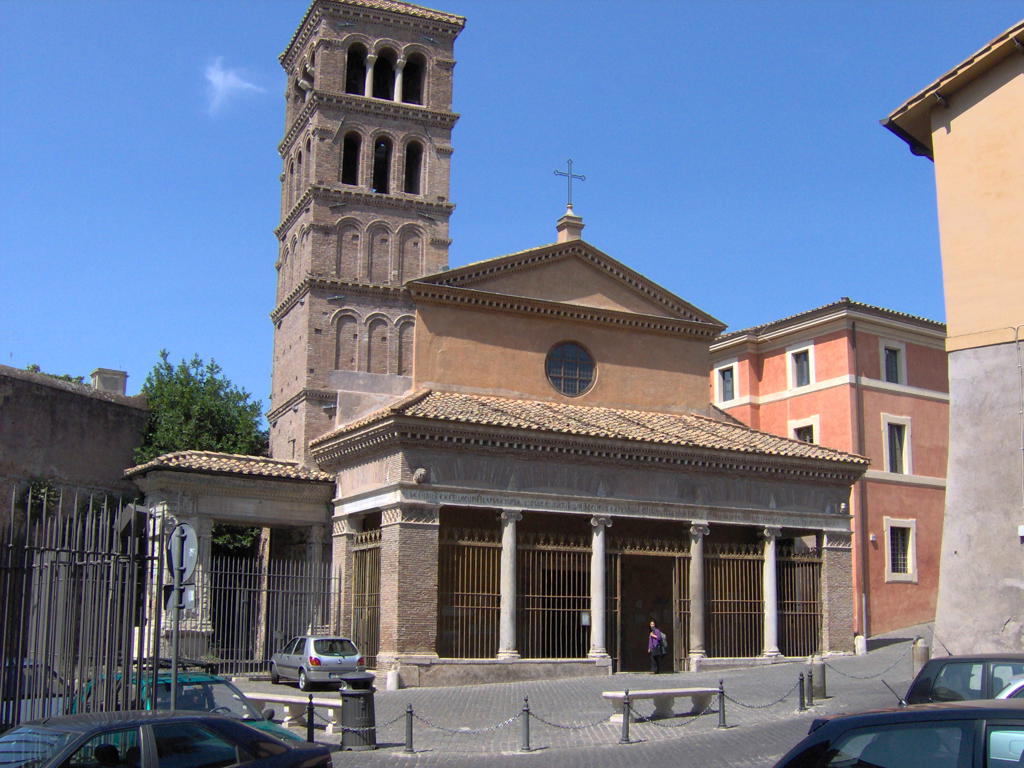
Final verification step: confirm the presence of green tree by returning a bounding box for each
[25,363,84,385]
[135,350,268,464]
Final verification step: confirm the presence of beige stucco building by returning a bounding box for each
[883,20,1024,652]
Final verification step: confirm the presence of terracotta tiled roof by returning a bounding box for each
[125,451,334,482]
[313,390,868,466]
[715,298,945,343]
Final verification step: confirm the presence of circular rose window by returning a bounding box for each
[546,341,595,396]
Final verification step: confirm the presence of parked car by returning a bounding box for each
[0,710,331,768]
[773,699,1024,767]
[76,663,300,742]
[905,654,1024,704]
[270,636,364,691]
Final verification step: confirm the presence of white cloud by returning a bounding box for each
[205,57,263,115]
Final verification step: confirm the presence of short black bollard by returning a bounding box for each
[306,694,315,743]
[717,679,726,728]
[619,690,631,744]
[404,704,414,754]
[520,697,531,752]
[798,673,806,711]
[807,669,814,706]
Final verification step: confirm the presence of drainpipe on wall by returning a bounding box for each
[851,321,871,637]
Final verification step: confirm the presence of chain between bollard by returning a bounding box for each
[411,711,521,735]
[527,711,611,730]
[404,704,414,754]
[824,646,911,680]
[626,701,715,728]
[723,678,802,710]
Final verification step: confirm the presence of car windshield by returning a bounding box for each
[153,678,263,721]
[0,725,74,768]
[312,639,357,656]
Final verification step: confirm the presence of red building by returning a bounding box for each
[710,299,947,637]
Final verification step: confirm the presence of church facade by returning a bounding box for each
[130,0,867,684]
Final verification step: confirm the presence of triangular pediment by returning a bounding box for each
[413,241,723,327]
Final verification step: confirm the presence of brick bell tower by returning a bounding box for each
[269,0,464,464]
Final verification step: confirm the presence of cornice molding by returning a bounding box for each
[407,282,721,339]
[276,185,455,238]
[279,91,459,155]
[134,469,334,504]
[310,416,866,485]
[270,276,407,323]
[267,387,338,423]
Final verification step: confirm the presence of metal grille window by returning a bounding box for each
[546,342,595,397]
[889,526,911,574]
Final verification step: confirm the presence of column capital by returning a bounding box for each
[366,53,378,64]
[381,502,439,527]
[499,509,523,523]
[689,522,710,541]
[591,515,613,529]
[761,526,783,541]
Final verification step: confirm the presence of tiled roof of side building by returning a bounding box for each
[312,390,869,467]
[125,451,334,482]
[714,298,945,343]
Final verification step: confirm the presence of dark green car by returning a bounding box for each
[77,669,300,742]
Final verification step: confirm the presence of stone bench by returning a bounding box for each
[244,692,344,735]
[601,687,718,723]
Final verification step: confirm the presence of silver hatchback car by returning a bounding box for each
[270,635,364,690]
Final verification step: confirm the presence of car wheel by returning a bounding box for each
[270,665,280,685]
[298,669,310,691]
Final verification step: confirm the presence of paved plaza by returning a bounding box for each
[235,632,925,767]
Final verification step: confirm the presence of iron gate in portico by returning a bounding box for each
[350,528,381,669]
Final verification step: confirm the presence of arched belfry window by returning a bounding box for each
[401,53,426,105]
[345,44,367,95]
[372,137,392,194]
[341,132,361,185]
[403,141,423,195]
[372,49,397,100]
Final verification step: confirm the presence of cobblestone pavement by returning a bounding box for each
[235,635,921,767]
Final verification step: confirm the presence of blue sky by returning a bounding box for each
[2,1,1020,412]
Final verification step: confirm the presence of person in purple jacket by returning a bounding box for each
[647,619,667,673]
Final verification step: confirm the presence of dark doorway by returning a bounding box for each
[618,555,675,671]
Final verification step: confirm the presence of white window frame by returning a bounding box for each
[788,414,820,444]
[714,359,739,404]
[881,413,913,475]
[883,516,917,583]
[879,338,907,385]
[786,343,815,390]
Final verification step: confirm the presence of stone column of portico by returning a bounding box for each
[364,54,377,97]
[762,526,782,658]
[305,524,325,564]
[497,509,522,659]
[688,523,710,667]
[588,516,612,658]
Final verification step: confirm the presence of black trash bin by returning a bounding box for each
[340,672,376,751]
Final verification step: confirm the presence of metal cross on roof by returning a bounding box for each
[553,159,585,208]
